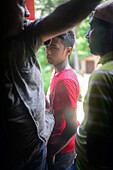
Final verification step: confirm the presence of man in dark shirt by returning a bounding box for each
[1,0,101,169]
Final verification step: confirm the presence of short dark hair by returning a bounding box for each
[57,30,75,48]
[57,30,75,59]
[44,30,75,48]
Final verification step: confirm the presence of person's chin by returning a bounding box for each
[47,57,53,65]
[48,60,53,65]
[90,49,100,56]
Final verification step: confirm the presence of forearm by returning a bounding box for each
[48,125,77,156]
[41,0,101,42]
[48,0,100,28]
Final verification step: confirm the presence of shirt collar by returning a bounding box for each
[98,51,113,65]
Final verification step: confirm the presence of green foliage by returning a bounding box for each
[76,16,90,58]
[37,46,53,94]
[35,0,67,17]
[37,46,46,66]
[41,66,53,95]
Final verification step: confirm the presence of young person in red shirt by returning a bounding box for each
[45,31,80,170]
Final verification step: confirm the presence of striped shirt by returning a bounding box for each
[75,51,113,169]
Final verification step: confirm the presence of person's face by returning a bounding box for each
[45,37,71,66]
[86,16,107,56]
[8,0,30,37]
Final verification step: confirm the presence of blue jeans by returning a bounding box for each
[47,151,77,170]
[66,160,78,170]
[11,141,48,170]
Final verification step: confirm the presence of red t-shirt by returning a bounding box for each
[48,68,80,153]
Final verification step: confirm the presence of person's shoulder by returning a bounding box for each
[90,62,113,85]
[59,68,78,81]
[99,60,113,74]
[57,69,79,90]
[25,18,44,30]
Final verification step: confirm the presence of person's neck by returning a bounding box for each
[54,60,70,74]
[100,45,113,57]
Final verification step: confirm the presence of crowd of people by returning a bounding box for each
[1,0,113,169]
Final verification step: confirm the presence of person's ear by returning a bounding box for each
[66,47,72,56]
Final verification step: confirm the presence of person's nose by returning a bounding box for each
[25,6,30,18]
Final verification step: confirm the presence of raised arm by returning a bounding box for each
[40,0,101,42]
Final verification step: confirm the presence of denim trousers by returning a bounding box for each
[66,160,78,170]
[47,151,78,170]
[11,141,48,170]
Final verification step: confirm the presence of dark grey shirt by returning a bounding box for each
[2,19,46,161]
